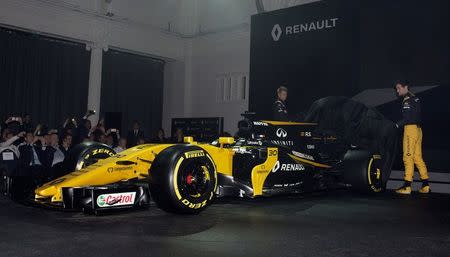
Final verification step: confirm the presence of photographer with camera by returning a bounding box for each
[106,128,120,148]
[74,110,96,144]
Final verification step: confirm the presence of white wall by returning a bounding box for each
[188,27,251,134]
[0,0,184,60]
[0,0,320,136]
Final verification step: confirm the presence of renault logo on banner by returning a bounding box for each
[271,24,282,41]
[271,18,339,42]
[276,128,288,138]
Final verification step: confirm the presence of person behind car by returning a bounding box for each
[18,131,44,187]
[394,80,429,195]
[151,128,167,143]
[21,113,34,133]
[60,133,72,157]
[172,128,184,143]
[114,138,127,153]
[272,86,289,121]
[0,129,23,158]
[127,120,145,147]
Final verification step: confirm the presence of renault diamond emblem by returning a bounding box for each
[276,128,287,138]
[271,24,282,41]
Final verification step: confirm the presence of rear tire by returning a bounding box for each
[149,145,217,214]
[343,150,384,193]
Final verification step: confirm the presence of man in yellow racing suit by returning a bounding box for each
[394,81,430,194]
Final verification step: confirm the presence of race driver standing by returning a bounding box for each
[394,80,430,194]
[272,86,289,121]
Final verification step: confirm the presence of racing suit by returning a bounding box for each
[272,100,289,121]
[397,93,428,183]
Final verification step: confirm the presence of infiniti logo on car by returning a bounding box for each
[276,128,288,138]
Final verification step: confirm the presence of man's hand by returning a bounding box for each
[17,131,25,137]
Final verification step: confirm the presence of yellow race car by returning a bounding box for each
[35,98,398,214]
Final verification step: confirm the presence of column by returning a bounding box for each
[86,44,103,126]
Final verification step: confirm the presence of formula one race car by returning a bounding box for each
[34,97,398,214]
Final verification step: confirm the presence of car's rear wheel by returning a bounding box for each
[149,145,217,214]
[343,150,384,193]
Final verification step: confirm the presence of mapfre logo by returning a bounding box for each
[271,24,282,41]
[276,128,288,138]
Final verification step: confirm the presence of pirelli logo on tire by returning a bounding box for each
[184,150,205,159]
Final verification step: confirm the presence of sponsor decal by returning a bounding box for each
[274,182,302,188]
[271,140,294,146]
[281,163,305,171]
[271,161,281,173]
[271,18,339,42]
[247,140,263,146]
[181,199,208,209]
[91,148,114,156]
[307,144,315,150]
[184,150,205,159]
[96,192,136,207]
[272,161,305,173]
[253,121,269,126]
[107,166,133,173]
[292,151,315,161]
[234,147,252,154]
[300,132,312,137]
[276,128,288,138]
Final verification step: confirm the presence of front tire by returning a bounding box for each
[343,150,384,193]
[149,145,217,214]
[58,142,115,177]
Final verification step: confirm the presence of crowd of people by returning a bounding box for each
[0,111,185,197]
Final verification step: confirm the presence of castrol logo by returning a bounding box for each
[96,192,136,207]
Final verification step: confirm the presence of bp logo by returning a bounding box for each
[271,24,282,41]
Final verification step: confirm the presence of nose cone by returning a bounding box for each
[35,182,59,199]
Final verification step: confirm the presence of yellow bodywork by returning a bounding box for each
[35,137,278,203]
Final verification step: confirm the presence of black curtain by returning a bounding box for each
[101,50,164,139]
[0,27,90,129]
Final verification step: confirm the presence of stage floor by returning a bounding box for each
[1,190,450,257]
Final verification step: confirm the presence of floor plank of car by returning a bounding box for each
[1,190,450,257]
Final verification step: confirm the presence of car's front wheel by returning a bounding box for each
[149,145,217,214]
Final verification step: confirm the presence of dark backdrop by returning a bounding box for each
[250,0,360,117]
[0,27,90,128]
[250,0,450,171]
[101,50,164,139]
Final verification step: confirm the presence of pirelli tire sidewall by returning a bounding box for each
[343,149,384,194]
[61,142,115,175]
[149,145,217,214]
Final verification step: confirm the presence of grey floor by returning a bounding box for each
[1,190,450,257]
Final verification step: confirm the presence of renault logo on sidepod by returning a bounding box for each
[271,24,282,41]
[276,128,288,138]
